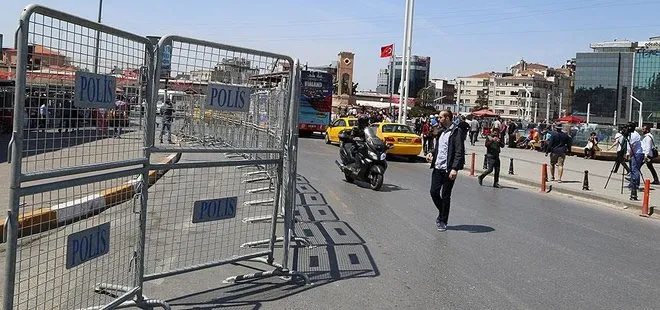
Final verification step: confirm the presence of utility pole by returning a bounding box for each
[93,0,103,73]
[546,93,551,123]
[586,102,591,124]
[558,92,563,118]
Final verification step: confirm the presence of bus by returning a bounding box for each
[298,70,332,137]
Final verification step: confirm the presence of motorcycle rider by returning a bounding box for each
[342,114,370,166]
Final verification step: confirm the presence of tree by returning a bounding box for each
[475,90,488,108]
[416,86,435,107]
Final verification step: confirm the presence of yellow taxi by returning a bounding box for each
[325,117,357,144]
[370,122,422,160]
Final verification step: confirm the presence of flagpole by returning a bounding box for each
[389,45,395,118]
[399,0,410,124]
[402,0,415,124]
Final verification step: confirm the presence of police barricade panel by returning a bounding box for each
[145,36,293,279]
[13,175,141,309]
[20,7,151,176]
[5,4,155,310]
[154,38,290,154]
[144,162,280,276]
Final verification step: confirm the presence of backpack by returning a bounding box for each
[648,134,658,159]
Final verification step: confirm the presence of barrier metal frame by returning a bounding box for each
[2,4,169,310]
[140,36,307,285]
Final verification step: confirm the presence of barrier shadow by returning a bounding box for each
[1,128,138,163]
[164,176,379,308]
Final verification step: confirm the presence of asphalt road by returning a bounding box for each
[141,134,660,310]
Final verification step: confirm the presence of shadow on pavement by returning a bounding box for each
[498,185,519,190]
[379,184,408,192]
[447,224,495,233]
[165,174,379,308]
[0,128,136,163]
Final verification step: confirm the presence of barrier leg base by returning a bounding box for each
[246,186,274,194]
[80,283,171,310]
[242,213,282,224]
[224,268,310,285]
[242,176,270,183]
[240,235,313,248]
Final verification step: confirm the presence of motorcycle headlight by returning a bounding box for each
[368,151,378,160]
[380,153,387,160]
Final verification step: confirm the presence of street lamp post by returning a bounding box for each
[631,95,643,128]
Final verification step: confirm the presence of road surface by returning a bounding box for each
[141,134,660,309]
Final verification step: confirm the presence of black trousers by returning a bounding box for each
[613,150,630,174]
[430,168,456,224]
[479,155,500,185]
[646,161,659,183]
[469,131,478,145]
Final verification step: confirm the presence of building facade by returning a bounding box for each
[376,68,389,94]
[574,37,660,124]
[457,60,573,121]
[430,78,456,108]
[633,49,660,124]
[387,55,431,99]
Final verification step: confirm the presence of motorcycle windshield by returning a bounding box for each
[364,127,387,151]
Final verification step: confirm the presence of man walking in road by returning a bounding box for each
[478,127,504,188]
[641,125,659,185]
[426,110,465,232]
[545,125,572,183]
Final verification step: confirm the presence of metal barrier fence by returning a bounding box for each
[3,4,160,310]
[3,5,304,309]
[143,36,305,284]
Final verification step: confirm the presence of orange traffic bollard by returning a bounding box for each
[641,179,651,218]
[541,163,547,192]
[470,152,476,176]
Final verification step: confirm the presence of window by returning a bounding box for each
[382,124,413,133]
[466,90,472,94]
[334,119,346,127]
[509,110,517,115]
[348,120,357,126]
[464,99,470,104]
[510,100,517,105]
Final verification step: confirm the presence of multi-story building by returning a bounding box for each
[574,36,660,124]
[430,78,456,106]
[385,55,431,99]
[457,60,573,121]
[376,68,389,94]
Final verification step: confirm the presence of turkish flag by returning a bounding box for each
[380,44,393,58]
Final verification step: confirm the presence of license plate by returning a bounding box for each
[398,138,411,143]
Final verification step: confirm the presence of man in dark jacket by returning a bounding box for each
[478,127,504,188]
[425,110,466,232]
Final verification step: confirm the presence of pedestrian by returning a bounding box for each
[545,125,572,183]
[608,126,630,175]
[468,116,479,146]
[425,110,465,232]
[641,125,659,185]
[583,132,599,159]
[458,115,470,142]
[507,120,517,148]
[421,120,430,155]
[159,100,174,144]
[626,123,645,200]
[478,127,504,188]
[39,101,49,132]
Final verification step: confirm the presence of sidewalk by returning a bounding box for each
[463,142,658,216]
[0,130,177,240]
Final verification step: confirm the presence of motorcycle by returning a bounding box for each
[335,127,391,191]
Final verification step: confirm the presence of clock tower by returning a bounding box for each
[337,51,355,96]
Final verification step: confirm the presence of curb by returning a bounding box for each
[470,167,649,213]
[0,153,182,242]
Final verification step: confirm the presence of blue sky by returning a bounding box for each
[2,0,660,90]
